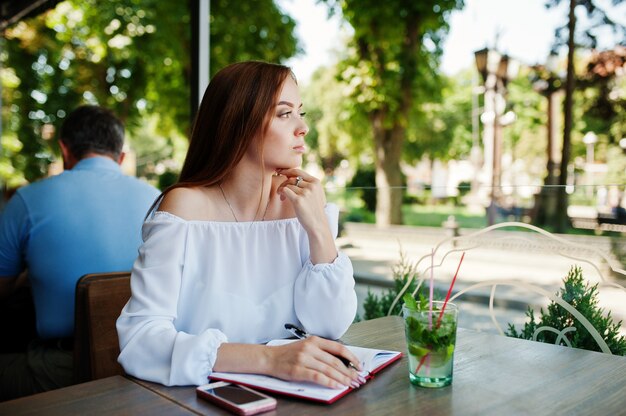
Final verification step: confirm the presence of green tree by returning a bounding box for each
[320,0,464,226]
[1,0,299,187]
[210,0,300,77]
[580,49,626,144]
[546,0,626,232]
[302,64,371,173]
[407,69,473,163]
[506,265,626,355]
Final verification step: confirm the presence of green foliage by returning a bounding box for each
[1,0,298,186]
[302,64,372,172]
[404,307,457,352]
[605,147,626,186]
[361,251,430,320]
[401,204,487,229]
[545,0,626,232]
[325,0,464,115]
[319,0,464,225]
[506,265,626,355]
[157,170,178,191]
[506,66,547,165]
[347,165,376,212]
[547,0,626,52]
[209,0,300,76]
[406,68,473,162]
[402,292,427,311]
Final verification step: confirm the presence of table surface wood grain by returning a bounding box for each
[3,316,625,415]
[134,316,626,416]
[0,374,195,415]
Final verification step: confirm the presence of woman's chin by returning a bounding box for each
[277,162,302,170]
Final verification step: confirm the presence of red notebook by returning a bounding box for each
[209,339,402,404]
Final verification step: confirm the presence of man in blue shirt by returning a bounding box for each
[0,105,160,400]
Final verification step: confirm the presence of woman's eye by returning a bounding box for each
[277,110,305,119]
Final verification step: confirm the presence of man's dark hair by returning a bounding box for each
[59,105,125,160]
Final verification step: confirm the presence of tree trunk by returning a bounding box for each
[555,0,576,233]
[372,111,404,226]
[535,90,561,227]
[370,16,419,227]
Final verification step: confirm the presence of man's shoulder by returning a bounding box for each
[17,170,158,206]
[14,173,64,201]
[119,174,160,195]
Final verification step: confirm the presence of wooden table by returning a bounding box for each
[2,316,626,415]
[0,375,195,415]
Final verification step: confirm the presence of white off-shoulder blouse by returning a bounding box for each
[116,204,356,386]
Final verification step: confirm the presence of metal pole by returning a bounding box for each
[483,73,496,225]
[190,0,210,120]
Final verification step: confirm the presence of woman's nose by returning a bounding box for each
[296,120,308,136]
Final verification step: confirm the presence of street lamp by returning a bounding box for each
[582,131,598,164]
[475,47,519,225]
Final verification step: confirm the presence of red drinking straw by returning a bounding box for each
[414,252,465,375]
[436,252,465,328]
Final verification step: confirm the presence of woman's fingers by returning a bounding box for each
[314,336,363,372]
[276,171,315,193]
[276,174,318,207]
[277,168,314,182]
[270,337,364,389]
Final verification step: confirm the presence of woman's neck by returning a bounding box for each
[218,165,275,222]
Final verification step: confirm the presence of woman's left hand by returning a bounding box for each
[276,168,327,234]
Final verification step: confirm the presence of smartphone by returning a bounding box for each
[196,381,277,415]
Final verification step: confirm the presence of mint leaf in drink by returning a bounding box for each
[403,293,418,311]
[403,292,430,311]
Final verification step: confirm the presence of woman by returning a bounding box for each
[116,61,363,389]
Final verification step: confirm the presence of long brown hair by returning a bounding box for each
[149,61,293,214]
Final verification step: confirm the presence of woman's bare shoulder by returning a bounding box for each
[159,186,218,221]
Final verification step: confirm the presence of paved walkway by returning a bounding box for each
[338,222,626,337]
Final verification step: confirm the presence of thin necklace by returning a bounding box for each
[218,183,271,222]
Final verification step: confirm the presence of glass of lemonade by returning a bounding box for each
[402,300,458,388]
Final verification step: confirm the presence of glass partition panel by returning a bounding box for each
[327,182,626,343]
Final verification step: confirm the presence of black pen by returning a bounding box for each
[284,323,309,340]
[284,323,360,371]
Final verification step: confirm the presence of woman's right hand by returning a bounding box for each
[265,336,365,389]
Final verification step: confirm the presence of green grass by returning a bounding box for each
[402,204,487,229]
[328,189,486,228]
[328,189,625,240]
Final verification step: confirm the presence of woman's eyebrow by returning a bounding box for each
[277,101,303,108]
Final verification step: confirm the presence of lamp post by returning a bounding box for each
[475,48,519,225]
[583,131,598,165]
[533,54,563,189]
[582,131,598,198]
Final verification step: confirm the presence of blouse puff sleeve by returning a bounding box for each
[294,204,357,339]
[116,215,227,386]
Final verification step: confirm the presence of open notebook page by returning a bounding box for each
[209,339,402,403]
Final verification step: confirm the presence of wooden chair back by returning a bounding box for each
[73,271,131,383]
